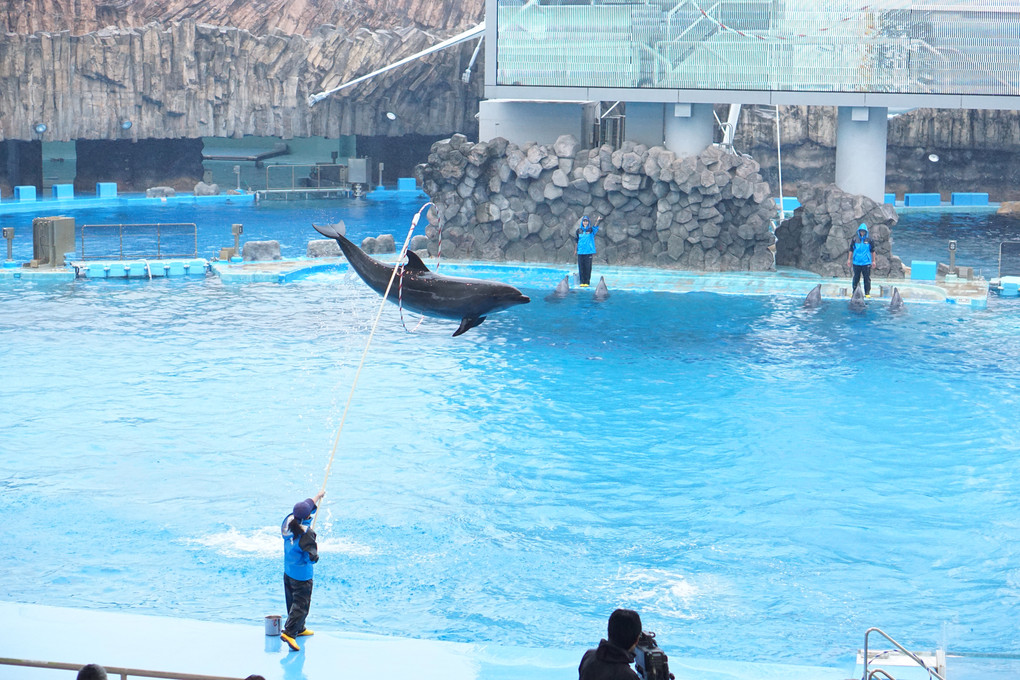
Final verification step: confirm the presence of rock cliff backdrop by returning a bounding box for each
[2,0,1020,199]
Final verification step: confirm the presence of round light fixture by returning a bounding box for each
[928,153,940,163]
[121,120,133,130]
[34,123,47,134]
[385,111,397,121]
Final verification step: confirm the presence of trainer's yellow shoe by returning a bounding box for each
[281,632,301,651]
[580,283,589,287]
[297,628,314,636]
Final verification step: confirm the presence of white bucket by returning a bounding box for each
[264,614,281,636]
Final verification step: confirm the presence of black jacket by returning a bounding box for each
[578,640,639,680]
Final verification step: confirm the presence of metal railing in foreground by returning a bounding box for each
[862,627,946,680]
[0,657,243,680]
[80,223,198,261]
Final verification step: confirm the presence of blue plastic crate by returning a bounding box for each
[904,193,940,207]
[951,192,988,206]
[884,193,896,204]
[51,184,74,199]
[911,260,938,280]
[14,185,37,201]
[96,182,118,198]
[397,177,417,192]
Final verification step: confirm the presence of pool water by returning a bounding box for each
[2,227,1020,670]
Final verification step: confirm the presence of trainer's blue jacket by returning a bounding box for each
[850,224,874,265]
[576,222,599,255]
[282,503,318,581]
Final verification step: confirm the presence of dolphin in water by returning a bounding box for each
[889,287,905,312]
[849,285,867,312]
[803,283,822,308]
[313,222,530,337]
[593,276,610,301]
[544,275,570,301]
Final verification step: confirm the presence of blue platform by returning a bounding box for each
[0,602,850,680]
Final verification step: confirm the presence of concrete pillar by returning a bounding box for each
[663,103,714,158]
[835,106,888,203]
[479,100,596,146]
[625,103,665,147]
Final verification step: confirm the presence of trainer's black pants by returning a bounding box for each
[284,574,313,637]
[577,253,594,285]
[852,264,872,296]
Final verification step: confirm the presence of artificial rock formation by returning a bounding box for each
[419,134,778,271]
[774,183,906,278]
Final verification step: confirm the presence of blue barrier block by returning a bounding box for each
[884,193,896,204]
[14,185,37,201]
[96,182,118,198]
[126,262,147,277]
[911,260,938,281]
[85,263,108,279]
[1001,281,1019,297]
[51,184,74,199]
[774,196,800,212]
[167,261,186,276]
[107,263,127,278]
[397,177,417,192]
[186,259,208,275]
[951,192,988,206]
[147,262,167,277]
[904,193,940,207]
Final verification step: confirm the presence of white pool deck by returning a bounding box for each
[0,602,854,680]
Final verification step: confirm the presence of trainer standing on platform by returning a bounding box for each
[846,222,876,297]
[575,215,602,287]
[280,490,325,652]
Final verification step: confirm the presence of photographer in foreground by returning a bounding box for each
[579,608,643,680]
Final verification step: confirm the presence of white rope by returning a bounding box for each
[312,201,433,527]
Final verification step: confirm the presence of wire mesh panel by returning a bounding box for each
[494,0,1020,96]
[80,223,198,260]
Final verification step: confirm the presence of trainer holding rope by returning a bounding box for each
[280,489,325,652]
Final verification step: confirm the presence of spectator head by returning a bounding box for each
[607,608,642,650]
[77,664,108,680]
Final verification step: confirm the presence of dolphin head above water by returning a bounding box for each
[849,285,867,312]
[312,222,530,337]
[889,287,905,312]
[803,283,822,308]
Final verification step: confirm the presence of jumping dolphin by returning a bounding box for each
[849,286,867,312]
[593,276,610,301]
[803,283,822,308]
[312,222,530,337]
[889,287,905,312]
[544,275,570,301]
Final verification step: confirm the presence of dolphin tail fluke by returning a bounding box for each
[312,221,347,240]
[453,316,486,337]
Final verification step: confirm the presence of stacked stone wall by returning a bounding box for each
[419,134,778,271]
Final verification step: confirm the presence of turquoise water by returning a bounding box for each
[1,199,1019,670]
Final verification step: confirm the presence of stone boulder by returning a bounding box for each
[194,181,220,196]
[242,240,281,261]
[145,186,176,198]
[774,183,905,278]
[307,239,341,258]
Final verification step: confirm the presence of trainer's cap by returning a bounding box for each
[293,499,315,520]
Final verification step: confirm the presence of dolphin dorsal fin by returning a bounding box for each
[403,250,431,274]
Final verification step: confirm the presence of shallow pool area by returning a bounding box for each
[2,228,1020,677]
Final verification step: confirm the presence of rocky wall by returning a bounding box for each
[774,183,906,278]
[0,20,481,142]
[419,134,778,271]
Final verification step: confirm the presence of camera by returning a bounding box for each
[634,631,673,680]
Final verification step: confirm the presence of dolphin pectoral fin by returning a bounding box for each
[404,250,431,274]
[452,316,486,337]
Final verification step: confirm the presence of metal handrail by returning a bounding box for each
[868,670,896,680]
[862,627,946,680]
[263,163,349,192]
[80,223,198,260]
[0,657,243,680]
